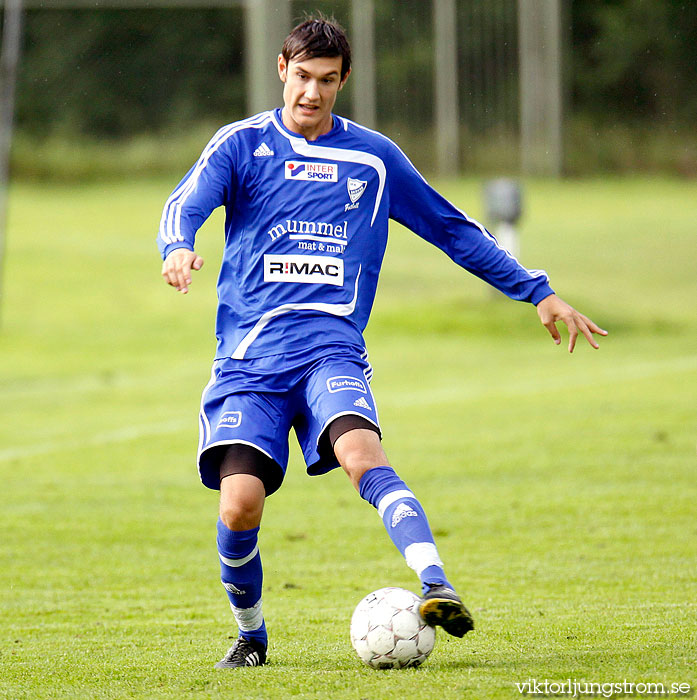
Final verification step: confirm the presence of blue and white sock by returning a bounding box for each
[216,519,267,646]
[359,466,452,595]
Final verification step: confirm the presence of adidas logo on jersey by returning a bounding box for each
[391,502,418,528]
[353,397,372,410]
[253,142,274,157]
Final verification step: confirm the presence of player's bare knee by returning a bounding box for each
[219,473,265,530]
[219,495,263,531]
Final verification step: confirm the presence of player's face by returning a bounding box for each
[278,55,349,141]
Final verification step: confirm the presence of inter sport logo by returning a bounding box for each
[264,254,344,286]
[327,376,367,394]
[285,161,338,182]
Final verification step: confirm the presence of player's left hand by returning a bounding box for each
[536,293,608,353]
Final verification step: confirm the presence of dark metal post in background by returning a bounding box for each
[244,0,291,115]
[518,0,563,176]
[0,0,23,325]
[433,0,459,177]
[350,0,376,129]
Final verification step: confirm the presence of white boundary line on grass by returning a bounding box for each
[1,354,695,463]
[0,364,204,401]
[0,418,190,463]
[380,354,697,408]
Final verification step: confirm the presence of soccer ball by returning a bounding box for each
[349,587,436,669]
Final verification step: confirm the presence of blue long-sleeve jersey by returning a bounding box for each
[158,109,554,359]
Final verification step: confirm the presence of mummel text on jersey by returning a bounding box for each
[158,109,554,359]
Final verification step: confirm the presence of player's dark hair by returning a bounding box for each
[282,14,352,80]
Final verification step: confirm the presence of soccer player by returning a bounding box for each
[158,16,606,669]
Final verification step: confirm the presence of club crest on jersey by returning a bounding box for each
[347,178,367,203]
[285,160,338,182]
[345,177,367,211]
[326,376,367,394]
[218,411,242,429]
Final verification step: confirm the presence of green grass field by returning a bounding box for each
[1,176,695,699]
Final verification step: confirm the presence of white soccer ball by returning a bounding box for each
[350,587,436,669]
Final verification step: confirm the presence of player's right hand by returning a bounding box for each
[161,248,204,294]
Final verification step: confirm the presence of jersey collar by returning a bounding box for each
[273,108,344,143]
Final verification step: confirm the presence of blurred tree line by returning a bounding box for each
[6,0,697,175]
[14,8,248,137]
[572,0,697,128]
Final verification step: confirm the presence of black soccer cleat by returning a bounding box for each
[419,584,475,638]
[214,636,267,669]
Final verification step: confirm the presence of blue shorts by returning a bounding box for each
[197,344,380,492]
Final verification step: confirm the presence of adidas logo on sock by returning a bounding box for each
[391,502,418,528]
[353,397,371,410]
[253,142,274,157]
